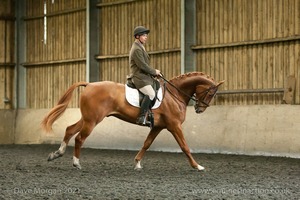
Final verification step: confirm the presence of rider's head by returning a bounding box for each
[133,26,150,44]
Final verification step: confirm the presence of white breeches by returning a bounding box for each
[139,85,155,100]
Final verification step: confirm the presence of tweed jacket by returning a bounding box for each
[129,41,157,89]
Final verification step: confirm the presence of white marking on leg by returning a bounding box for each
[48,142,66,161]
[58,142,67,155]
[134,160,142,170]
[73,156,81,169]
[197,165,205,171]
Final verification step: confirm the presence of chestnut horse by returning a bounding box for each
[42,72,224,171]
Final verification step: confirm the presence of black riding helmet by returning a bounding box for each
[133,26,150,38]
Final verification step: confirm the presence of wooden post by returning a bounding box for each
[181,0,196,74]
[16,0,27,108]
[283,75,296,104]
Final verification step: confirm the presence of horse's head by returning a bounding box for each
[194,80,225,113]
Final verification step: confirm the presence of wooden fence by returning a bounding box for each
[96,0,182,83]
[24,0,182,108]
[24,0,86,108]
[194,0,300,105]
[0,0,15,109]
[2,0,300,109]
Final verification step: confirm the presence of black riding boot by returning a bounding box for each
[136,95,152,127]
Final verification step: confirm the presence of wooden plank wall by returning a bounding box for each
[195,0,300,105]
[22,0,300,108]
[96,0,181,83]
[0,0,15,109]
[25,0,86,108]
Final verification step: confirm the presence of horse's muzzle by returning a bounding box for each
[195,107,204,114]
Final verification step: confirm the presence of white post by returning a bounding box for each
[86,0,90,82]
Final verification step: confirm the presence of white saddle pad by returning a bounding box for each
[125,85,163,109]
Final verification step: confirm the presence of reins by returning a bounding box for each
[158,74,198,103]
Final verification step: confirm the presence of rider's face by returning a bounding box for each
[138,34,148,44]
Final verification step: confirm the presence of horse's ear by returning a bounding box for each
[217,80,225,87]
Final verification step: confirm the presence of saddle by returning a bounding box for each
[125,77,163,128]
[125,77,163,109]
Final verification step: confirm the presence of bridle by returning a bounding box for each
[193,85,218,111]
[159,75,217,111]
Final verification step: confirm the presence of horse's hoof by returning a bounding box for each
[47,151,62,161]
[73,163,82,170]
[73,156,81,170]
[47,152,58,161]
[197,165,205,171]
[134,160,143,170]
[47,153,54,161]
[134,166,143,170]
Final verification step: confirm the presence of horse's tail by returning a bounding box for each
[41,81,88,133]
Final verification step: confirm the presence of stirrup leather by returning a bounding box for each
[136,115,151,127]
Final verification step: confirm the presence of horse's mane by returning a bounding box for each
[169,72,216,84]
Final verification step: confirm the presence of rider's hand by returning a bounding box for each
[155,69,161,76]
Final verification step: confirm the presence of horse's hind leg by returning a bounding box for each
[72,121,95,169]
[48,119,83,161]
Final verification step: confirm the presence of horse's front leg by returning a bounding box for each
[168,125,205,171]
[134,127,162,170]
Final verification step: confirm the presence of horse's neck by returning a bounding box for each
[174,76,212,102]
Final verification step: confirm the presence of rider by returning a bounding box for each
[129,26,161,126]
